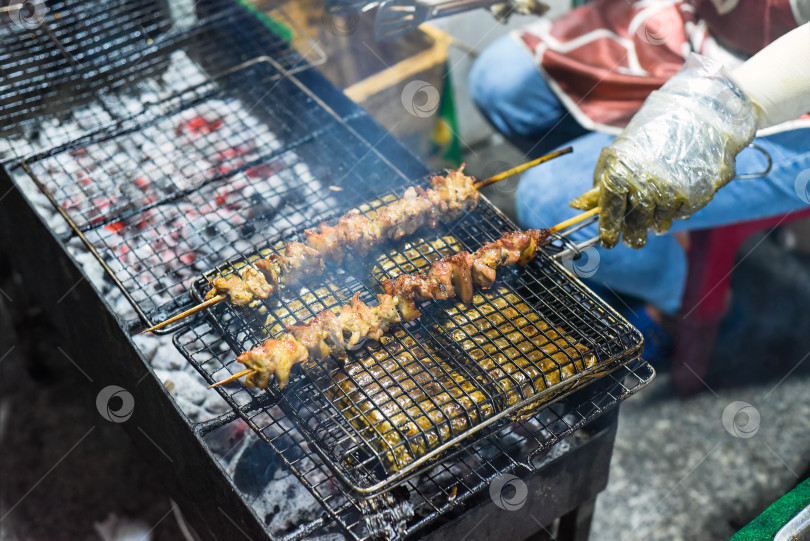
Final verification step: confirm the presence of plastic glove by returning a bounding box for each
[570,54,757,249]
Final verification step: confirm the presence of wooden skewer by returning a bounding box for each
[208,368,253,389]
[205,208,603,389]
[139,294,226,334]
[549,206,601,233]
[142,150,574,335]
[472,146,573,190]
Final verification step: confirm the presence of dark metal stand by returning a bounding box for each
[423,409,618,541]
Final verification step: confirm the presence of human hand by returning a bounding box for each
[570,54,757,249]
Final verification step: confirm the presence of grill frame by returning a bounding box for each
[183,194,646,498]
[13,36,646,502]
[0,0,325,164]
[175,317,654,540]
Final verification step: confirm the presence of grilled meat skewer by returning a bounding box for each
[205,166,479,307]
[233,229,550,390]
[141,147,575,334]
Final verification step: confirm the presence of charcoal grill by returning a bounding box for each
[180,318,652,539]
[1,2,654,539]
[184,191,646,496]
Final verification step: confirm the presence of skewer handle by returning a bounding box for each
[474,146,573,190]
[139,294,226,334]
[208,368,253,389]
[549,207,601,233]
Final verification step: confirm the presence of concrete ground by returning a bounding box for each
[592,231,810,541]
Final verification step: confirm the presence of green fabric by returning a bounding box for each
[730,478,810,541]
[236,0,294,43]
[430,61,462,167]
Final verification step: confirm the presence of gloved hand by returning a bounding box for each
[570,54,757,249]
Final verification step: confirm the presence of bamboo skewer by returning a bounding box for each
[472,146,573,190]
[208,368,253,389]
[140,148,576,335]
[207,209,603,390]
[140,294,225,334]
[549,206,600,233]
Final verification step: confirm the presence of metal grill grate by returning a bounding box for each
[177,319,653,540]
[1,0,324,163]
[185,199,645,497]
[19,58,410,328]
[12,28,653,537]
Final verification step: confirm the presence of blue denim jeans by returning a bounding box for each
[470,36,810,313]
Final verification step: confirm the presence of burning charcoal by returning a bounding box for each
[201,392,229,416]
[202,419,250,460]
[233,437,285,497]
[151,343,187,371]
[156,370,207,406]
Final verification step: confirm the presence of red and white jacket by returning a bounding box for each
[517,0,810,135]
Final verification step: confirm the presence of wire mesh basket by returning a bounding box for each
[185,194,645,496]
[17,57,378,329]
[1,0,325,164]
[178,318,653,539]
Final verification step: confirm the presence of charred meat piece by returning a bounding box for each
[367,294,402,340]
[339,293,372,351]
[254,257,280,286]
[382,274,444,322]
[426,259,455,300]
[238,338,308,389]
[469,256,497,289]
[305,222,344,263]
[241,267,273,300]
[338,211,382,255]
[281,242,325,284]
[448,252,474,304]
[496,230,539,266]
[289,309,344,363]
[288,320,330,363]
[206,275,254,306]
[383,272,444,302]
[394,295,422,322]
[430,165,479,221]
[376,187,435,241]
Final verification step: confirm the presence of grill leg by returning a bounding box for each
[555,498,596,541]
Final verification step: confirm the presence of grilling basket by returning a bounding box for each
[184,194,646,497]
